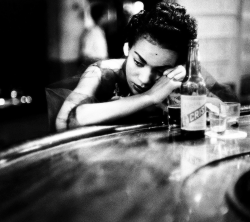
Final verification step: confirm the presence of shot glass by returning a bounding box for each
[220,102,241,128]
[209,112,227,134]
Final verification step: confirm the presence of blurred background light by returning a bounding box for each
[0,98,5,106]
[133,1,144,14]
[12,98,20,106]
[21,96,26,103]
[25,96,32,104]
[123,1,144,16]
[11,90,17,98]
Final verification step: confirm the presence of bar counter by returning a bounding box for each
[1,115,250,222]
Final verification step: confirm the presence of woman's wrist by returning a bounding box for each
[143,89,172,105]
[140,92,158,106]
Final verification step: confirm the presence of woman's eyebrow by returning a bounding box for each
[134,52,147,64]
[135,51,174,69]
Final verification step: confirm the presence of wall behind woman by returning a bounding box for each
[177,0,248,101]
[240,0,250,104]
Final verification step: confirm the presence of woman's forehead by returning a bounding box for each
[133,37,178,66]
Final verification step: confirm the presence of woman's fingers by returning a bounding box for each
[164,65,186,81]
[163,68,174,76]
[172,72,185,81]
[170,80,182,89]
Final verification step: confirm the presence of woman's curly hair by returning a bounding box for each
[125,2,197,64]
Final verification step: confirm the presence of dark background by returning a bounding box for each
[0,0,161,149]
[0,0,48,149]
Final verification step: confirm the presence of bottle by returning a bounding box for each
[181,39,206,138]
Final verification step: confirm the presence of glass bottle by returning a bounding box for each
[181,39,206,138]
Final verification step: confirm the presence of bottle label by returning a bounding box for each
[181,95,206,131]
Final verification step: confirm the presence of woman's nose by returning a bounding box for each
[84,11,94,29]
[138,68,153,86]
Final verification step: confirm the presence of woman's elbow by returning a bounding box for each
[67,105,92,128]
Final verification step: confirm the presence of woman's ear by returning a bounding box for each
[123,42,129,57]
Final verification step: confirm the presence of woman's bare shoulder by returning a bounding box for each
[82,58,125,78]
[97,59,125,71]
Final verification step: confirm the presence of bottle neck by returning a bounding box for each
[186,40,201,78]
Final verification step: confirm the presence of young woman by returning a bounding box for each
[48,2,238,131]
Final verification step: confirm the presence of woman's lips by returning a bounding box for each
[133,83,148,93]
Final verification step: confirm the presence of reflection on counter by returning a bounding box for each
[178,153,250,222]
[177,137,241,179]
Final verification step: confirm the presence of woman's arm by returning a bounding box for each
[63,65,185,129]
[71,93,155,126]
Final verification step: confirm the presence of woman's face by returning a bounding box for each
[125,37,179,95]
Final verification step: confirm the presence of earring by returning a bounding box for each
[123,42,129,56]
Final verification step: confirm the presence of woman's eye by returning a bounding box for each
[134,59,143,67]
[155,69,164,76]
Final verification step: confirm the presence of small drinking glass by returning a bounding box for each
[209,112,227,134]
[220,102,241,128]
[166,90,181,129]
[168,104,181,129]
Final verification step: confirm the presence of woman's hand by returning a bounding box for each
[164,65,186,82]
[145,65,185,104]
